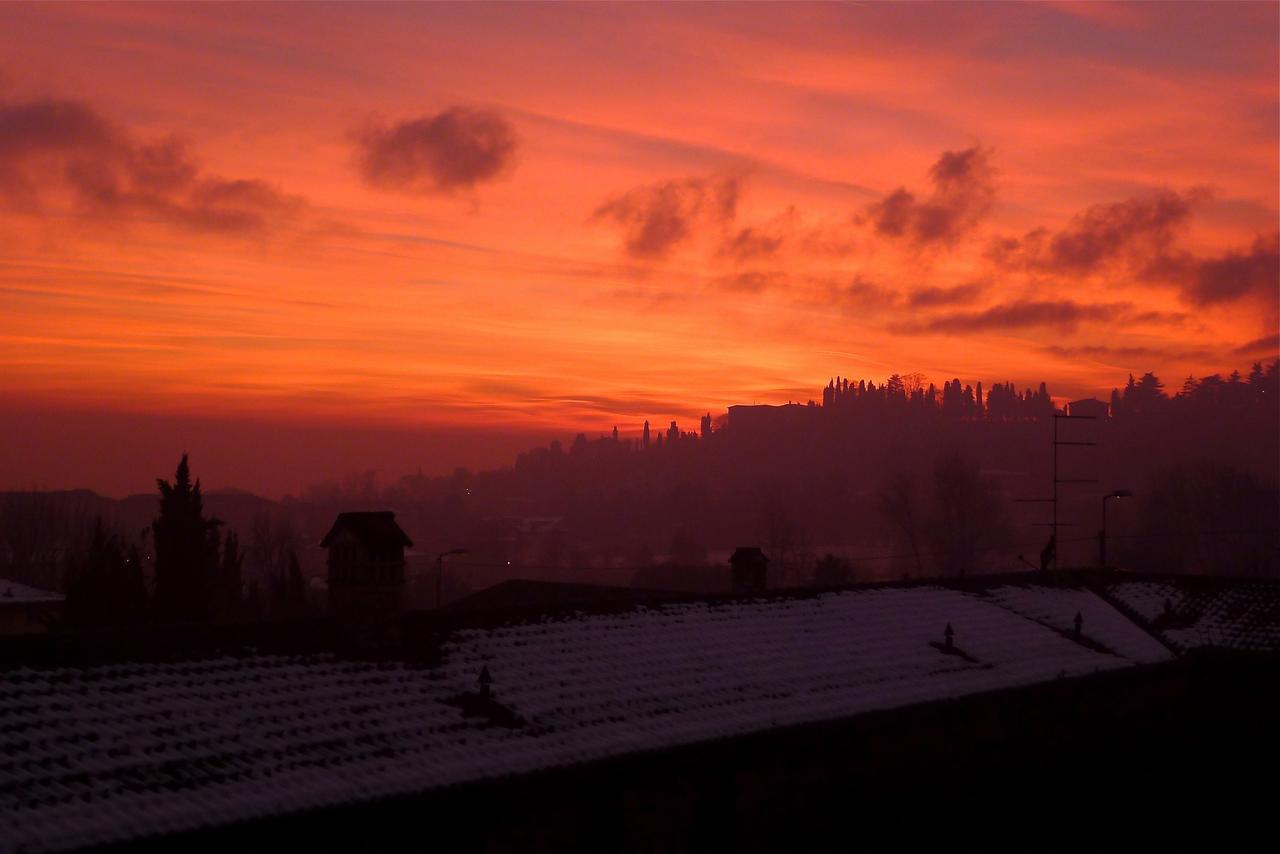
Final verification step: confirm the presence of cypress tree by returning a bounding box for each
[152,454,220,622]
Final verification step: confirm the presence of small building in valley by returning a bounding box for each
[320,511,413,616]
[0,579,64,636]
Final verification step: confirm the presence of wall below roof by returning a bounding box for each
[134,652,1278,851]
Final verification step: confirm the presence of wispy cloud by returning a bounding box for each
[890,299,1184,335]
[988,188,1206,274]
[593,174,741,259]
[0,97,304,233]
[863,146,995,246]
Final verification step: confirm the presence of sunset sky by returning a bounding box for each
[2,1,1277,496]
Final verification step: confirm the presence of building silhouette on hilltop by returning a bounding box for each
[1066,396,1110,419]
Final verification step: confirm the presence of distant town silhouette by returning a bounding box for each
[2,359,1275,626]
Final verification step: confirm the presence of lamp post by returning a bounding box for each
[436,548,468,608]
[1099,490,1133,568]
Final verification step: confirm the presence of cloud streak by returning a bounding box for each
[906,282,983,308]
[890,299,1183,335]
[1232,333,1280,357]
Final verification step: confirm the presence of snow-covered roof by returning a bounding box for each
[0,582,1173,851]
[1104,580,1280,654]
[0,579,64,605]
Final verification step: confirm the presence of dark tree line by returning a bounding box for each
[58,455,309,629]
[1111,361,1277,418]
[287,359,1275,585]
[823,373,1054,421]
[876,453,1012,578]
[64,520,147,629]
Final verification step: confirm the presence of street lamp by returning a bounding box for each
[436,548,468,608]
[1099,490,1133,568]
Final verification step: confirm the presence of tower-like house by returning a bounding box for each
[321,511,413,616]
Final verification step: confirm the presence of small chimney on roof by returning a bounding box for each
[729,547,768,595]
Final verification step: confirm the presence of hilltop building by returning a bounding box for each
[1067,397,1110,419]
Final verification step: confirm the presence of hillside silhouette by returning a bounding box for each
[2,361,1277,608]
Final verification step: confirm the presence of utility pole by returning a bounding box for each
[1052,413,1098,561]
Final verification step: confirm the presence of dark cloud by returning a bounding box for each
[990,188,1205,274]
[718,226,783,262]
[906,282,983,307]
[888,299,1181,334]
[842,276,899,308]
[986,188,1273,320]
[822,275,901,313]
[865,146,994,246]
[1232,333,1280,357]
[593,175,740,259]
[354,107,518,195]
[1042,343,1215,363]
[0,97,303,233]
[1147,232,1279,306]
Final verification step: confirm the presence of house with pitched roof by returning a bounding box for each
[320,511,413,616]
[0,579,63,636]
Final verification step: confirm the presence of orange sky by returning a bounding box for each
[1,2,1277,495]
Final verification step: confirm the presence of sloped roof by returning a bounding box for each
[319,511,413,550]
[0,581,1173,851]
[0,579,64,605]
[1104,579,1280,654]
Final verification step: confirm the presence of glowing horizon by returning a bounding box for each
[2,2,1277,493]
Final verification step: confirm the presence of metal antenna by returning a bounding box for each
[1014,411,1098,569]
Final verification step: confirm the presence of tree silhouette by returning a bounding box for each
[926,453,1008,576]
[667,526,708,566]
[152,454,221,622]
[1132,460,1279,578]
[813,553,854,587]
[877,471,924,575]
[214,529,243,619]
[270,551,308,618]
[65,517,148,629]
